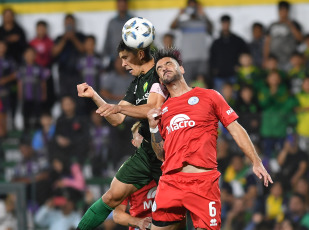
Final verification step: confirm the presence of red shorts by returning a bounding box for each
[152,170,221,230]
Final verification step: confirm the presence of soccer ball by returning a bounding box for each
[122,17,155,49]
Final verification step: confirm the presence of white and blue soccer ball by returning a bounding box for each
[122,17,155,49]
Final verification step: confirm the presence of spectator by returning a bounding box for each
[244,181,285,230]
[221,82,236,107]
[170,0,213,85]
[249,22,265,68]
[263,1,303,71]
[0,194,17,230]
[162,32,176,50]
[235,53,263,90]
[221,154,259,229]
[295,77,309,153]
[278,219,296,230]
[17,46,50,131]
[89,110,111,177]
[77,35,103,113]
[221,153,258,230]
[100,56,133,104]
[11,135,50,206]
[293,178,309,208]
[0,8,26,64]
[52,14,85,98]
[210,14,249,91]
[49,96,90,163]
[50,156,85,202]
[78,35,103,92]
[102,0,133,66]
[31,111,55,157]
[234,85,261,140]
[222,154,258,208]
[263,54,289,84]
[287,52,307,95]
[303,34,309,69]
[284,193,309,229]
[0,8,27,126]
[264,181,285,222]
[0,40,16,138]
[34,197,81,230]
[276,135,308,190]
[258,70,296,159]
[29,20,55,110]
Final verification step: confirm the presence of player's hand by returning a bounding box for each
[147,108,161,129]
[137,217,152,230]
[96,104,121,117]
[77,83,95,98]
[252,160,273,187]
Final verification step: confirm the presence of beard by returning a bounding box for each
[161,71,181,85]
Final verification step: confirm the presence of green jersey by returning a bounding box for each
[123,67,159,141]
[116,67,163,188]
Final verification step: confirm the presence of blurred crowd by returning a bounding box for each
[0,0,309,229]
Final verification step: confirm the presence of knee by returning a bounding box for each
[102,189,124,207]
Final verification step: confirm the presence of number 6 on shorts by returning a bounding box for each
[209,201,216,217]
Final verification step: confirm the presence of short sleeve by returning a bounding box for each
[123,80,136,104]
[210,90,238,127]
[149,83,168,99]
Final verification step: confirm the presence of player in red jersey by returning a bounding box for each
[113,121,156,230]
[114,180,156,230]
[146,49,273,230]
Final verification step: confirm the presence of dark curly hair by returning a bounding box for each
[153,48,183,68]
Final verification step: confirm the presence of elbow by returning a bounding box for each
[110,121,122,127]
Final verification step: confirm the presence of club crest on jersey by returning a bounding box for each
[166,114,196,134]
[188,96,199,105]
[143,82,148,92]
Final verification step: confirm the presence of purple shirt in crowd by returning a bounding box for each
[17,64,50,101]
[77,54,103,91]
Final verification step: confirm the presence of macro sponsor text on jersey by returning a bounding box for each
[166,114,196,134]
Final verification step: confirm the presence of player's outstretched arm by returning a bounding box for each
[147,108,165,161]
[226,121,273,187]
[77,83,126,126]
[96,92,166,119]
[113,205,152,230]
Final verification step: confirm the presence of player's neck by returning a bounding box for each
[140,59,154,75]
[167,79,192,98]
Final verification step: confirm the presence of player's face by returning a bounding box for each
[156,57,184,85]
[119,50,143,76]
[132,130,143,148]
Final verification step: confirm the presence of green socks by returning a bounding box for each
[77,198,114,230]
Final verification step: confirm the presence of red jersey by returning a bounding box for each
[159,87,238,174]
[29,36,54,67]
[121,180,157,230]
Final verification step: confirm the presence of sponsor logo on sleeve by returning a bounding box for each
[226,108,234,115]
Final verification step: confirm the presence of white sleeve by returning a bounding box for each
[149,83,168,99]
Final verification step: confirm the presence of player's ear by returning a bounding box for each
[137,50,145,61]
[179,65,185,75]
[131,139,137,147]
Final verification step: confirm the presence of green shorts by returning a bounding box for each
[115,140,162,189]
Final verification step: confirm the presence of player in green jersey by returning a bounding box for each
[76,41,167,230]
